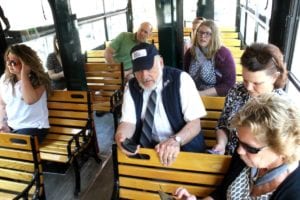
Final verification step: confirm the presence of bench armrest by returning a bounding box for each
[68,118,94,156]
[110,89,123,112]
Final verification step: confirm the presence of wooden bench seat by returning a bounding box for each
[201,96,225,148]
[227,47,244,59]
[112,145,231,199]
[221,31,239,39]
[222,38,241,47]
[85,62,124,130]
[0,133,45,199]
[40,90,100,195]
[85,49,106,63]
[236,63,243,82]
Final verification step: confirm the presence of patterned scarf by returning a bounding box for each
[189,47,216,91]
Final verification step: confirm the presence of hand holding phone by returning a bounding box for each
[121,138,138,153]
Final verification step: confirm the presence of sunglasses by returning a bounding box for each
[6,60,19,67]
[238,139,266,154]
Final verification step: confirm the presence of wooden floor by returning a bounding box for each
[81,156,114,200]
[44,112,115,200]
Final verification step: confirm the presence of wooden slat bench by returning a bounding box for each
[222,38,241,47]
[0,133,45,199]
[40,90,100,195]
[227,46,244,57]
[236,63,243,82]
[85,62,124,131]
[221,31,239,39]
[85,49,106,63]
[201,96,225,148]
[112,145,231,199]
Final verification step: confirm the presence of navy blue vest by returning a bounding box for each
[128,67,185,143]
[128,67,206,152]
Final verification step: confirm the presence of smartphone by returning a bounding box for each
[206,149,220,154]
[121,138,137,153]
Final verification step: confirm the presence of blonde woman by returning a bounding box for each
[184,20,236,96]
[0,44,51,143]
[175,94,300,199]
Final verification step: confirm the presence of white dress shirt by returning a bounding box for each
[121,71,206,142]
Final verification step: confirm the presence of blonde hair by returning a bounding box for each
[4,44,51,95]
[190,19,221,59]
[230,94,300,164]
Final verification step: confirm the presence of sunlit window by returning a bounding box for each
[214,0,236,27]
[132,0,157,30]
[256,24,268,43]
[104,0,127,13]
[70,0,103,18]
[245,16,255,45]
[183,0,198,27]
[240,8,246,39]
[287,22,300,98]
[1,0,53,30]
[79,20,106,52]
[290,26,300,78]
[107,14,127,40]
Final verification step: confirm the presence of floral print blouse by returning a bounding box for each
[216,83,286,155]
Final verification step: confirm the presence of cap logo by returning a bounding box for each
[132,49,147,60]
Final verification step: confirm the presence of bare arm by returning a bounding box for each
[104,46,116,64]
[212,129,228,154]
[115,122,138,155]
[175,118,201,145]
[0,92,9,132]
[202,196,214,200]
[20,61,45,105]
[48,69,64,80]
[155,118,201,166]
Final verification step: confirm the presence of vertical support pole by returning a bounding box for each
[48,0,87,90]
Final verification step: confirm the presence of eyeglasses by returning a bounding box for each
[238,139,266,154]
[6,60,19,67]
[197,31,212,37]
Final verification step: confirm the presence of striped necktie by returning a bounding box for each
[140,90,157,147]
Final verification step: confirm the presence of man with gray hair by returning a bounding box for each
[104,22,152,81]
[115,43,207,166]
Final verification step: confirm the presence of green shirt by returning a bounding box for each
[110,32,138,70]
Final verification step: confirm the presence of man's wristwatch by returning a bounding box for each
[170,135,182,145]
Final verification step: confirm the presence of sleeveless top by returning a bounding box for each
[0,75,49,129]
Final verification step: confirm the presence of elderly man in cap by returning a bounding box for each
[115,43,207,166]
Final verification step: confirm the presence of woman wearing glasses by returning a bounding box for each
[0,44,51,143]
[184,20,236,96]
[212,43,288,155]
[175,94,300,199]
